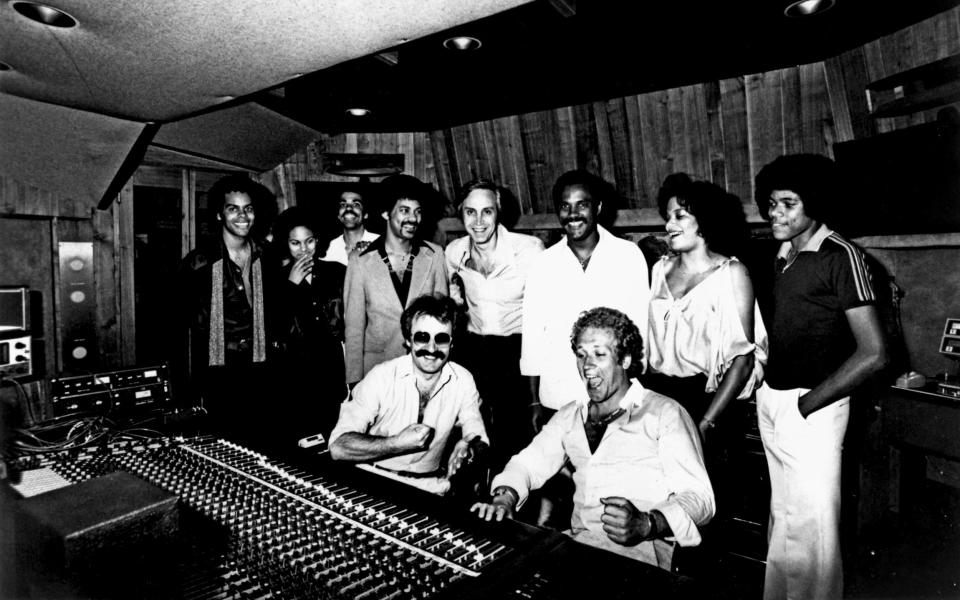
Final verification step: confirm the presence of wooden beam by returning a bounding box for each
[98,123,160,210]
[181,169,196,256]
[117,182,137,366]
[870,80,960,118]
[439,205,768,234]
[50,217,63,374]
[546,0,576,18]
[854,232,960,249]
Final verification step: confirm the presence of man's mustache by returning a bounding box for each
[415,349,446,360]
[562,217,586,227]
[341,210,360,218]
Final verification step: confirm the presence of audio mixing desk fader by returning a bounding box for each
[5,437,689,600]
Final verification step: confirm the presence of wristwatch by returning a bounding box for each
[644,511,658,539]
[491,486,518,505]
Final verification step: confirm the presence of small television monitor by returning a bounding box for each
[832,119,960,237]
[0,287,29,332]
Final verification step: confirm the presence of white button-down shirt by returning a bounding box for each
[520,226,649,409]
[445,225,545,336]
[492,380,714,569]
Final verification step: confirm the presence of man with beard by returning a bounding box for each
[521,170,650,428]
[322,188,380,266]
[472,307,714,570]
[330,294,489,496]
[178,174,280,443]
[344,174,448,384]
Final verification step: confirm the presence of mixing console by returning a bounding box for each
[16,436,516,599]
[8,436,691,600]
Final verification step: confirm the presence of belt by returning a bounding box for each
[373,464,445,479]
[226,338,251,352]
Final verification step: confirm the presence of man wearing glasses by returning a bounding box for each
[330,294,489,496]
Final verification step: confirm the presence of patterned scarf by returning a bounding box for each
[208,255,266,366]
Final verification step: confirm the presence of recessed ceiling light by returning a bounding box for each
[12,2,77,28]
[443,36,482,51]
[784,0,835,17]
[345,107,371,117]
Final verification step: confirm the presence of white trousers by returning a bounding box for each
[757,384,849,600]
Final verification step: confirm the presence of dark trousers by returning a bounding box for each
[455,333,535,472]
[277,339,347,445]
[200,355,274,450]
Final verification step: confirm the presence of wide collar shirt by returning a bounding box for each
[520,225,650,409]
[491,380,714,568]
[445,225,545,336]
[329,355,488,474]
[775,223,833,264]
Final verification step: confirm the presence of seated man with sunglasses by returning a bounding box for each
[329,294,489,495]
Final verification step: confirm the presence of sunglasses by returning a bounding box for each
[412,331,452,345]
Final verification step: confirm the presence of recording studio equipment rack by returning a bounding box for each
[5,436,688,600]
[49,364,172,418]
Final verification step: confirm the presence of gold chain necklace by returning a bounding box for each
[587,406,625,427]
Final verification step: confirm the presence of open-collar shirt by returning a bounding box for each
[445,225,544,336]
[322,230,380,266]
[520,225,650,409]
[329,355,488,474]
[492,379,714,568]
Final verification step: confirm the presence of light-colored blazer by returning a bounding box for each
[344,239,448,383]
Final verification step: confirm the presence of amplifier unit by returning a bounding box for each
[50,365,172,418]
[0,330,31,378]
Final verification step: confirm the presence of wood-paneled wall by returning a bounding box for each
[274,7,960,224]
[269,6,960,376]
[0,177,135,371]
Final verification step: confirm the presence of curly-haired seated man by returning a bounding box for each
[471,307,714,570]
[329,294,489,496]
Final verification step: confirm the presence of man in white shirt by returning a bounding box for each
[330,294,489,496]
[472,307,714,570]
[445,179,544,469]
[323,189,379,266]
[521,170,650,428]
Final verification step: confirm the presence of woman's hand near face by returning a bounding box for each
[288,254,313,284]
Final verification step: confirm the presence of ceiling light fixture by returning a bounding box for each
[443,36,481,51]
[783,0,836,17]
[11,2,77,28]
[345,107,371,117]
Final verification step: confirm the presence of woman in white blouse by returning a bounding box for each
[644,175,768,517]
